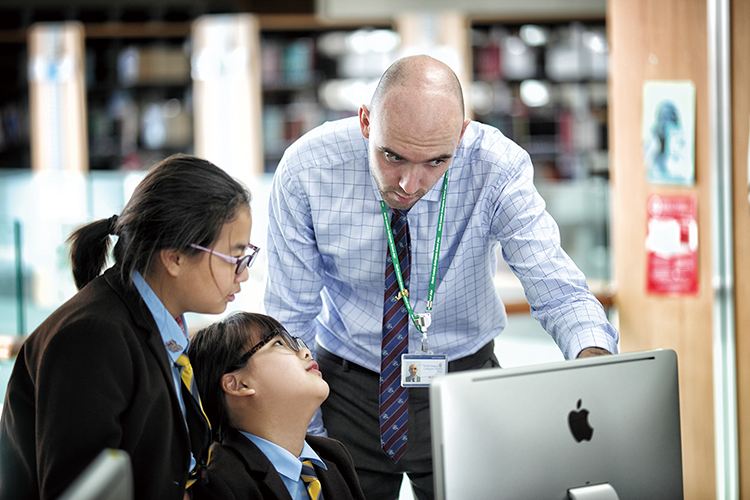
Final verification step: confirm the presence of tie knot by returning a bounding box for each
[391,210,409,237]
[176,355,195,390]
[301,460,317,479]
[301,459,323,499]
[175,354,190,367]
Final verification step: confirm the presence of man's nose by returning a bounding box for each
[399,166,419,195]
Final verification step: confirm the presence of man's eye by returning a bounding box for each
[429,159,446,167]
[385,152,401,163]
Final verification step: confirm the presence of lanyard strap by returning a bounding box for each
[380,170,449,335]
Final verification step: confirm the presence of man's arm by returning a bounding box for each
[264,163,329,436]
[264,166,326,350]
[492,148,619,359]
[577,347,612,358]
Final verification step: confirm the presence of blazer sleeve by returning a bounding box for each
[33,317,138,499]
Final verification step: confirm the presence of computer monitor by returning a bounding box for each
[57,449,133,500]
[430,349,683,499]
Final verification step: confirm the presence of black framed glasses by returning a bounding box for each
[188,243,260,275]
[227,328,308,372]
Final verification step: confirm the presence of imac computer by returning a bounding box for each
[430,349,683,499]
[58,448,133,500]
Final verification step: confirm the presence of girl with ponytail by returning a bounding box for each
[0,155,257,500]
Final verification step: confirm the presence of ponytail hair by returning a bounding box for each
[68,216,118,290]
[67,155,252,290]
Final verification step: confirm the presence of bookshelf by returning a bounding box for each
[85,22,194,171]
[259,18,395,173]
[0,33,30,171]
[471,20,608,181]
[470,20,610,282]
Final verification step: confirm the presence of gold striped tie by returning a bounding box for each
[176,354,211,488]
[175,354,210,424]
[301,460,324,500]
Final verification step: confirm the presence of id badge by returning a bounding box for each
[401,353,447,388]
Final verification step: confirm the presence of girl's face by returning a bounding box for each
[242,331,329,411]
[173,206,253,315]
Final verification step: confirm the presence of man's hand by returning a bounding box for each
[577,347,611,358]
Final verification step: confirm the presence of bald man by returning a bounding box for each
[265,55,618,500]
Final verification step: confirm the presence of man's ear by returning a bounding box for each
[359,104,371,139]
[221,372,255,397]
[159,248,183,278]
[456,118,471,148]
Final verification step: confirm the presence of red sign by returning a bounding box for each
[645,194,698,295]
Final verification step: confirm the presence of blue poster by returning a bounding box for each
[642,81,696,186]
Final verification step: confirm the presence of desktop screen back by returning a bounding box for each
[430,349,683,500]
[58,448,133,500]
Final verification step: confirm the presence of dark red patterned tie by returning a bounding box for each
[379,209,410,462]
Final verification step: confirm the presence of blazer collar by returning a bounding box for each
[223,429,294,497]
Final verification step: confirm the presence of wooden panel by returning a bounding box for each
[318,0,606,21]
[192,14,264,181]
[28,22,88,172]
[731,0,750,495]
[607,0,715,498]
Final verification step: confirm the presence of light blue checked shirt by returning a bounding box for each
[265,117,618,373]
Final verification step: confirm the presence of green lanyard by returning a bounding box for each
[380,170,449,350]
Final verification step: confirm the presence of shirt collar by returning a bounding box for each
[240,431,327,483]
[131,270,188,363]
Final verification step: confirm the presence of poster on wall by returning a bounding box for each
[645,194,698,295]
[642,80,696,186]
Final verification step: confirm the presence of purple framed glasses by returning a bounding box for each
[188,243,260,275]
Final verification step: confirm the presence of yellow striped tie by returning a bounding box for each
[176,354,211,488]
[175,354,210,424]
[301,460,324,500]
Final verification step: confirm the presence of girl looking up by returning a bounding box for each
[188,312,365,500]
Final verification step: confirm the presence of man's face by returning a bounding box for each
[359,98,468,211]
[409,365,418,376]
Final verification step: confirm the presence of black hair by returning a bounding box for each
[187,312,284,442]
[67,154,252,290]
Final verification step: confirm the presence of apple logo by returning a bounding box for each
[568,399,594,442]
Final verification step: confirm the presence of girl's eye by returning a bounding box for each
[272,339,284,347]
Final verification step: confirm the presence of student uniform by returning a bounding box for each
[0,267,194,500]
[193,430,366,500]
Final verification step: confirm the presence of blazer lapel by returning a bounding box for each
[316,461,344,499]
[103,268,182,396]
[103,268,192,454]
[224,430,294,500]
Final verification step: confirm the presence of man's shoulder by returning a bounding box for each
[461,121,524,155]
[456,120,530,176]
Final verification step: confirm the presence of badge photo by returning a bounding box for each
[401,353,447,388]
